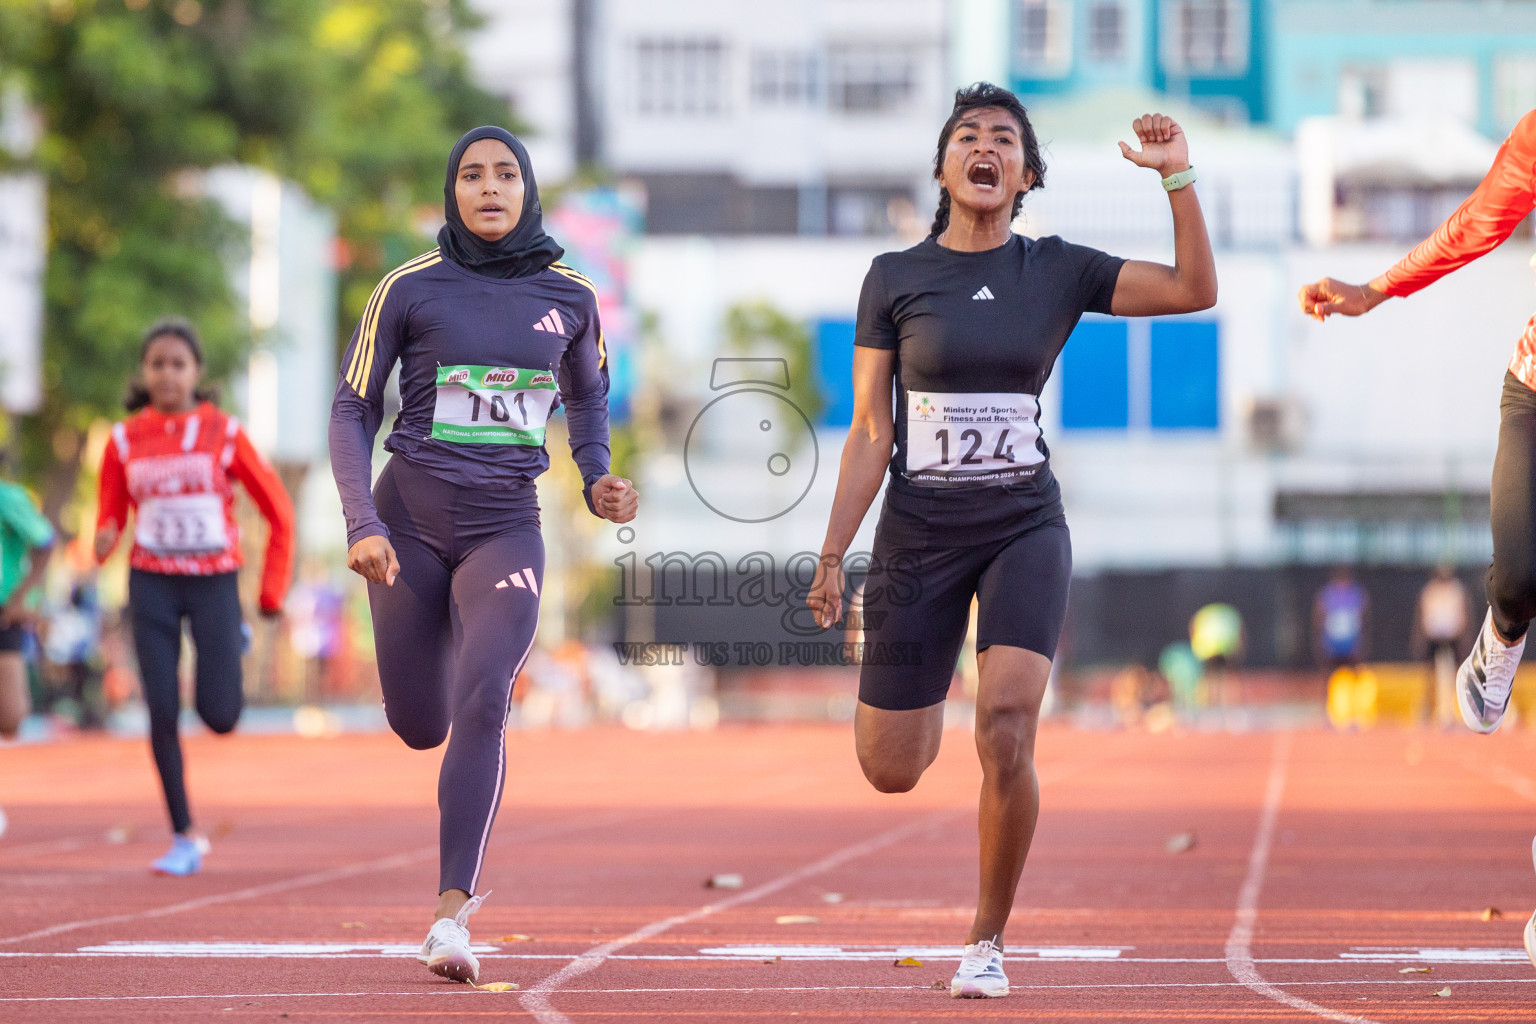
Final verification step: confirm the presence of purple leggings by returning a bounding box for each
[369,456,544,894]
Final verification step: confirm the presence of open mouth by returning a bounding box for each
[967,162,999,188]
[478,204,504,215]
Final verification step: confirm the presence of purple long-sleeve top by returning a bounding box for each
[328,249,611,547]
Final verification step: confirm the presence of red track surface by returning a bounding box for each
[3,723,1536,1022]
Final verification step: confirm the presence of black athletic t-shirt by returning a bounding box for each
[855,233,1124,544]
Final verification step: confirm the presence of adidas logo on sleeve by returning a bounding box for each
[971,286,994,300]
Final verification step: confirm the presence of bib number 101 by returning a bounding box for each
[466,391,530,425]
[934,426,1015,466]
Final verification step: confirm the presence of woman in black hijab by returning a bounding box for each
[329,127,638,984]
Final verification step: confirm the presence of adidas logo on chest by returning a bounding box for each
[971,285,995,301]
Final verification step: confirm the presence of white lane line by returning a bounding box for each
[1225,733,1382,1024]
[0,836,97,862]
[5,976,1536,1005]
[518,807,963,1023]
[4,950,1535,966]
[515,747,1122,1023]
[0,810,643,947]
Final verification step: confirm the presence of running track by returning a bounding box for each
[2,723,1535,1022]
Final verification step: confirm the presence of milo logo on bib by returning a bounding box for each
[431,364,560,446]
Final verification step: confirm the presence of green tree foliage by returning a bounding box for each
[0,0,510,511]
[723,300,823,446]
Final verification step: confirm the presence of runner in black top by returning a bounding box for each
[807,83,1216,998]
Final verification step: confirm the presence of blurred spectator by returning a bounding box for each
[287,563,346,702]
[43,578,104,729]
[0,468,54,741]
[1189,602,1244,709]
[1412,564,1473,726]
[1314,566,1371,671]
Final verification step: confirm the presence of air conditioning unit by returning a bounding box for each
[1245,396,1306,453]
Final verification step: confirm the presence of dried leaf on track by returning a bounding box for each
[1165,832,1197,854]
[706,873,744,889]
[1433,986,1452,997]
[1398,966,1431,974]
[930,979,947,989]
[894,956,923,967]
[1481,906,1503,921]
[775,915,819,925]
[475,981,519,992]
[495,934,534,942]
[760,956,780,964]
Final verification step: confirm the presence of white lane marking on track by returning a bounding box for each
[0,836,96,862]
[515,748,1121,1023]
[5,977,1536,1004]
[1225,733,1383,1024]
[518,807,964,1024]
[4,949,1534,966]
[0,810,644,947]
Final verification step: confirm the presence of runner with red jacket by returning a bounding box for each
[1299,107,1536,967]
[96,318,295,876]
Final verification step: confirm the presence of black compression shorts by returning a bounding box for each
[855,512,1072,711]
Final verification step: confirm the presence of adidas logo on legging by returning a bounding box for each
[494,568,540,595]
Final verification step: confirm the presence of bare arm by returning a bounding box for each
[1109,114,1218,317]
[808,347,896,629]
[1300,110,1536,320]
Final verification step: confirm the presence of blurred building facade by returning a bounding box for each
[459,0,1536,668]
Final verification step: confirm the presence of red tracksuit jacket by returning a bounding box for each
[96,402,295,614]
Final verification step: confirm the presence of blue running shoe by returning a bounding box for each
[152,834,204,876]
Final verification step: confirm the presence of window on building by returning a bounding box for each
[1149,321,1219,430]
[1337,67,1387,119]
[752,50,820,106]
[633,37,727,116]
[1160,0,1249,76]
[1060,319,1220,432]
[825,45,916,113]
[1088,2,1125,61]
[1014,0,1071,77]
[1496,56,1536,130]
[1060,321,1130,430]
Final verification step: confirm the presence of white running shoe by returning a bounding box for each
[1457,610,1526,733]
[417,891,489,984]
[951,938,1009,998]
[1526,836,1536,972]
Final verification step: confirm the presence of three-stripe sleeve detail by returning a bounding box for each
[345,250,440,397]
[549,263,607,370]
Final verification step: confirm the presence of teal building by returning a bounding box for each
[1009,0,1536,136]
[1010,0,1269,123]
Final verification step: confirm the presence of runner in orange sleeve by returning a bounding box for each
[1298,108,1536,966]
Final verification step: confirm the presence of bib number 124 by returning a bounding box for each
[934,426,1016,466]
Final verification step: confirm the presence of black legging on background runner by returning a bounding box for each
[1488,371,1536,641]
[129,569,244,835]
[368,455,544,895]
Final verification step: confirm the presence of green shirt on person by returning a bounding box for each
[0,480,53,607]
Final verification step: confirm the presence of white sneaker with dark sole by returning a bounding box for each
[1457,610,1526,734]
[417,892,488,984]
[951,939,1008,998]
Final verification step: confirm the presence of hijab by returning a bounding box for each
[437,126,564,279]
